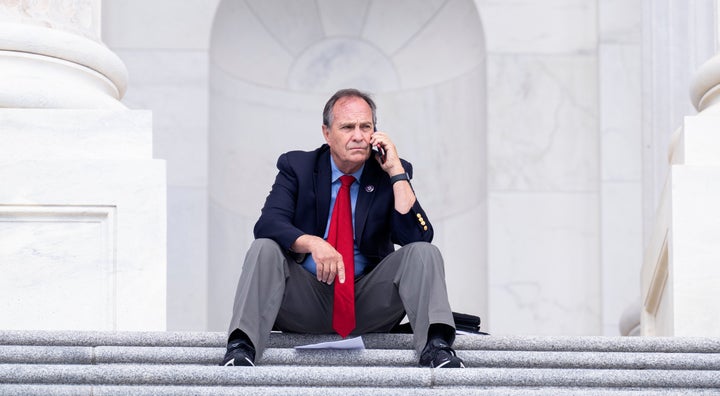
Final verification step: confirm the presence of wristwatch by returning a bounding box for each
[390,173,410,185]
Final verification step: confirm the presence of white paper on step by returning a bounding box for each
[295,336,365,350]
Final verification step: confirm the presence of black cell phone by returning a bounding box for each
[373,125,386,164]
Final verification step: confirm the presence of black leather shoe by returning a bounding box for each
[419,338,465,368]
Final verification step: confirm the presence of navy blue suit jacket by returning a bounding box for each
[254,144,433,273]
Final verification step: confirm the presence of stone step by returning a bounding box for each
[4,384,720,396]
[3,330,720,353]
[3,345,720,370]
[2,331,720,394]
[1,364,720,389]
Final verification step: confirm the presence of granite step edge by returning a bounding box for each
[2,331,720,353]
[0,365,719,388]
[3,384,720,396]
[3,346,720,371]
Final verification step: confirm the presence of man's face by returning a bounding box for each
[323,96,374,173]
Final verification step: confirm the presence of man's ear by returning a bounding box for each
[322,125,330,143]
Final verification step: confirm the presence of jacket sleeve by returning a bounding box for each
[389,162,434,246]
[253,153,305,250]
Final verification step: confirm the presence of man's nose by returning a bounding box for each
[351,126,364,140]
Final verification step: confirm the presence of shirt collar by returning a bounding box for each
[330,157,364,183]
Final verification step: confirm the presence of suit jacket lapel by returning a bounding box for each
[356,159,380,242]
[315,148,332,236]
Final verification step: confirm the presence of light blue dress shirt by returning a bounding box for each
[301,158,369,277]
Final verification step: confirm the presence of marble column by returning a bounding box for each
[0,0,167,331]
[0,0,126,108]
[641,53,720,336]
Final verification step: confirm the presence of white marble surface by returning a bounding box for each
[0,107,166,331]
[0,17,129,101]
[598,1,644,335]
[0,49,125,109]
[210,0,294,88]
[116,50,208,86]
[0,206,114,330]
[600,44,642,181]
[209,70,323,217]
[0,109,151,160]
[392,0,484,88]
[118,50,208,188]
[642,113,720,336]
[433,205,488,321]
[488,192,600,335]
[0,0,99,41]
[678,116,720,165]
[599,0,641,44]
[476,0,596,54]
[112,48,209,331]
[288,38,400,93]
[487,54,598,192]
[101,0,220,50]
[211,0,483,92]
[641,0,717,245]
[480,0,610,336]
[600,182,642,335]
[317,0,369,38]
[166,186,208,331]
[245,0,324,57]
[0,159,166,331]
[362,0,445,56]
[668,165,720,336]
[639,0,719,333]
[484,2,644,335]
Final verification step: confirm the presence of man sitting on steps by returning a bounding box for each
[221,88,464,368]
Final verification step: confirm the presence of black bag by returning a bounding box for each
[391,311,488,335]
[452,312,486,334]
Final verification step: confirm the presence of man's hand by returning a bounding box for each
[370,131,404,176]
[370,131,416,214]
[291,234,346,285]
[311,239,347,285]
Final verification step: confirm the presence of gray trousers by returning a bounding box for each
[227,238,455,357]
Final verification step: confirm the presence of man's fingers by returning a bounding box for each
[337,260,346,284]
[325,262,336,285]
[316,262,325,282]
[317,261,339,284]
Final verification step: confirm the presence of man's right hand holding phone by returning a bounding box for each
[370,131,415,214]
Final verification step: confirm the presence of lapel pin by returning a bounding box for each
[365,185,375,192]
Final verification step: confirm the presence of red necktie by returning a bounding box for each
[327,175,356,337]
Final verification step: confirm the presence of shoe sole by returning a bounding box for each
[223,357,255,367]
[433,360,465,368]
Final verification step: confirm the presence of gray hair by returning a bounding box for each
[322,88,377,128]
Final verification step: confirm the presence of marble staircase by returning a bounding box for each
[1,331,720,395]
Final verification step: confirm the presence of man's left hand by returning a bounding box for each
[370,131,405,177]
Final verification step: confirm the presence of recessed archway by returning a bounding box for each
[208,0,488,330]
